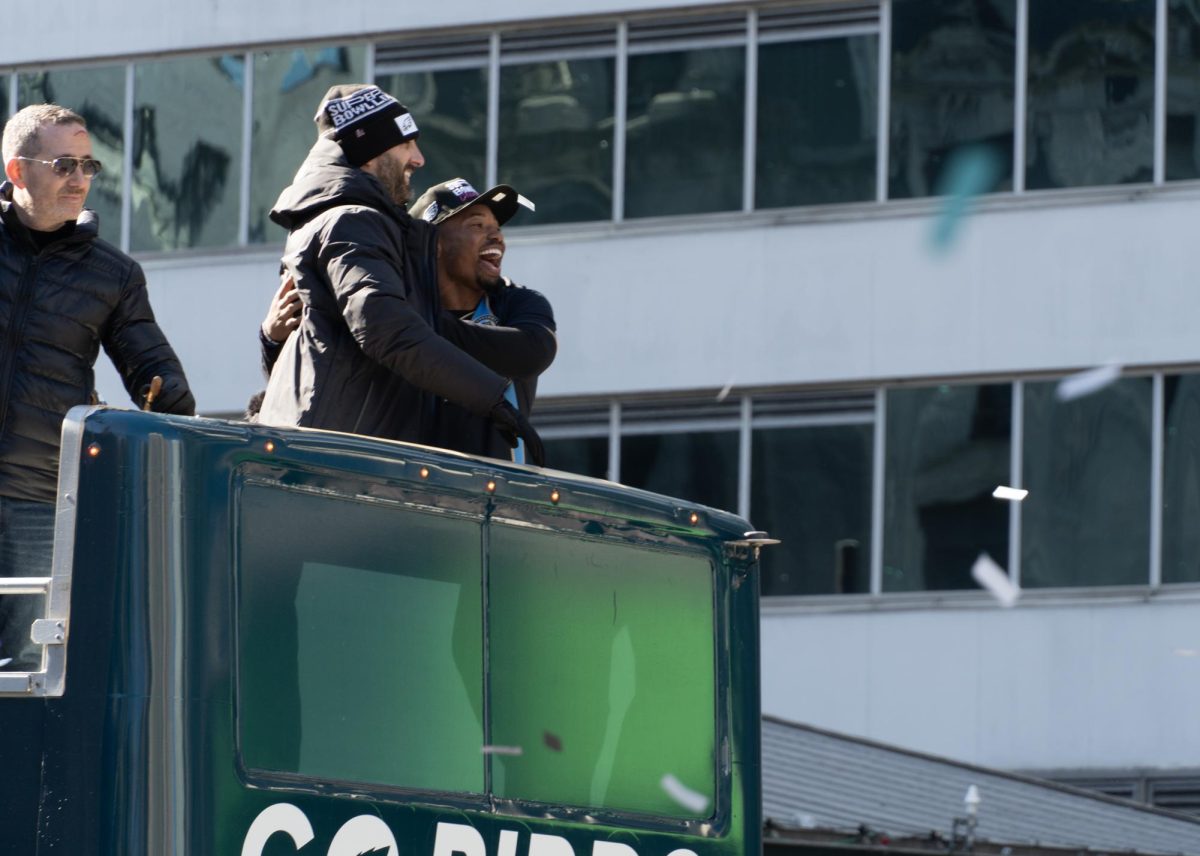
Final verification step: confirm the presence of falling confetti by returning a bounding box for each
[971,553,1020,608]
[0,658,11,668]
[543,731,563,752]
[660,773,710,814]
[928,145,1004,254]
[992,486,1028,502]
[1055,364,1122,402]
[481,745,523,756]
[716,380,734,403]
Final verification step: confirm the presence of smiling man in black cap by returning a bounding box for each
[257,84,543,464]
[409,178,556,463]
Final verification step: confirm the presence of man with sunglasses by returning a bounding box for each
[0,104,194,670]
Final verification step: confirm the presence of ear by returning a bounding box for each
[4,158,26,188]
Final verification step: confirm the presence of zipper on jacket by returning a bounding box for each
[0,257,41,438]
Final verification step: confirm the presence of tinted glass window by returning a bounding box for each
[621,430,739,511]
[884,385,1012,591]
[238,483,485,793]
[19,67,126,244]
[1166,0,1200,181]
[890,0,1016,199]
[543,435,609,479]
[376,67,488,200]
[624,47,745,218]
[499,58,615,225]
[130,56,242,251]
[249,45,365,244]
[1,76,9,121]
[489,525,715,818]
[1161,375,1200,583]
[754,423,873,596]
[1026,0,1155,190]
[757,34,878,207]
[1021,378,1151,587]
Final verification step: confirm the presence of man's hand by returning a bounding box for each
[262,275,302,344]
[489,398,546,467]
[139,375,195,415]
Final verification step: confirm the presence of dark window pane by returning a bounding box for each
[624,47,745,218]
[621,431,738,512]
[1167,0,1200,180]
[377,67,488,200]
[884,385,1012,592]
[1,76,9,120]
[890,0,1016,199]
[753,424,873,596]
[1026,0,1155,190]
[499,58,615,225]
[490,524,714,817]
[543,436,609,479]
[757,35,878,208]
[19,68,125,244]
[1022,378,1151,587]
[130,56,242,251]
[1162,375,1200,583]
[249,45,365,244]
[238,484,484,792]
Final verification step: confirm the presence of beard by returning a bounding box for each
[374,156,413,207]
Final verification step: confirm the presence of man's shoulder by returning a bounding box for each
[495,277,553,307]
[74,233,140,282]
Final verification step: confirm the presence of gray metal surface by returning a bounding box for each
[763,715,1200,855]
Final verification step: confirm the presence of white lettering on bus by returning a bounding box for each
[242,806,703,856]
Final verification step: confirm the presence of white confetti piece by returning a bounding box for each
[971,553,1020,608]
[660,773,710,814]
[1174,649,1200,658]
[1055,364,1122,402]
[0,657,11,668]
[715,381,734,403]
[992,485,1028,502]
[481,745,523,756]
[517,194,536,211]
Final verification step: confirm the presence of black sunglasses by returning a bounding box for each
[16,156,103,178]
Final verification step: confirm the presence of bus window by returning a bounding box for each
[236,481,485,794]
[488,525,716,819]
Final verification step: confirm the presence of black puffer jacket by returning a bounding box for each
[258,138,508,443]
[0,186,195,503]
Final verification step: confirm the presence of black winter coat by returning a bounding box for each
[0,187,195,503]
[258,139,508,443]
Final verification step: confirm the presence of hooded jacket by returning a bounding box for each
[0,184,195,503]
[258,138,508,443]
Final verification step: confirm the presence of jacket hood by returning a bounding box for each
[269,137,405,231]
[0,181,100,248]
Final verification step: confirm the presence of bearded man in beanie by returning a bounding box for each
[258,84,543,464]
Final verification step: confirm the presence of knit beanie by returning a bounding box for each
[313,84,420,167]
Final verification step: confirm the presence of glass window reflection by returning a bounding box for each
[624,47,745,218]
[1166,0,1200,181]
[1021,377,1151,587]
[543,435,609,480]
[1162,375,1200,583]
[1,76,9,121]
[19,67,126,244]
[621,430,738,512]
[1026,0,1155,190]
[757,35,878,208]
[250,45,365,245]
[889,0,1015,199]
[754,424,873,596]
[130,56,242,251]
[883,385,1012,592]
[376,67,488,200]
[499,58,615,225]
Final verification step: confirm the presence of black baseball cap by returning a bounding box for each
[409,178,522,226]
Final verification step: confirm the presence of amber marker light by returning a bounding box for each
[550,489,561,504]
[689,512,700,526]
[486,480,497,493]
[419,467,430,479]
[264,440,275,453]
[87,443,101,458]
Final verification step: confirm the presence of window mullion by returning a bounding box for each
[1150,373,1164,587]
[1009,380,1024,587]
[738,396,752,520]
[1154,0,1167,184]
[238,52,253,247]
[120,63,134,254]
[486,33,500,188]
[742,10,758,213]
[1014,0,1029,193]
[869,387,886,595]
[875,0,892,202]
[613,21,629,223]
